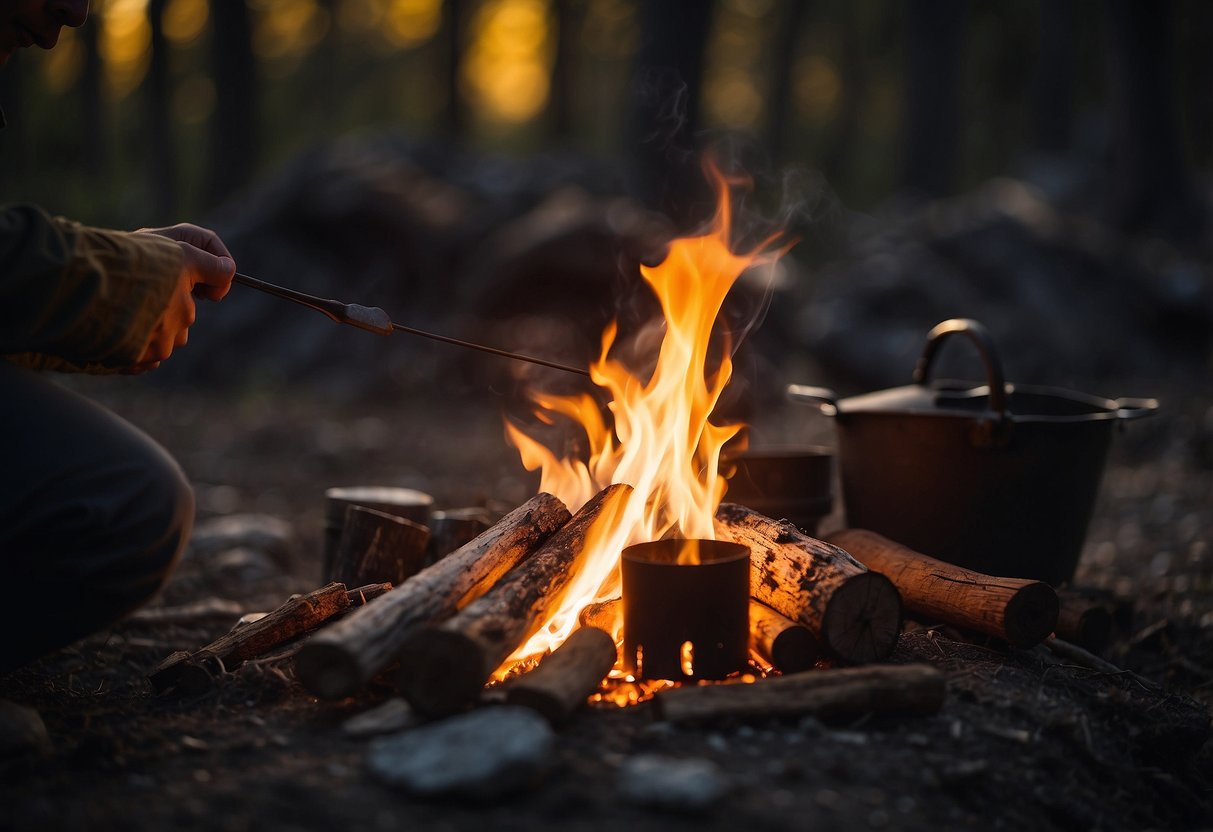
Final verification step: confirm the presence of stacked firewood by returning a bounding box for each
[150,487,1111,724]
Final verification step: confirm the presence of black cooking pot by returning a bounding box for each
[788,319,1157,584]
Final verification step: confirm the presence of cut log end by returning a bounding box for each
[769,626,821,674]
[505,626,617,724]
[1003,582,1062,649]
[293,640,363,701]
[395,628,489,717]
[822,572,903,663]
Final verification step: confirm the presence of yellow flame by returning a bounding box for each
[501,166,783,670]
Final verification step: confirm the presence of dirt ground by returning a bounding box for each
[2,370,1211,832]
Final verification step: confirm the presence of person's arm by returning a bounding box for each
[0,204,234,373]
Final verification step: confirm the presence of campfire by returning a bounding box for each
[150,168,1115,731]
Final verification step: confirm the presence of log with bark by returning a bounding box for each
[150,582,355,692]
[1055,589,1113,653]
[750,600,822,673]
[715,504,902,663]
[329,505,431,587]
[295,492,571,700]
[826,529,1058,649]
[653,663,946,723]
[396,483,632,717]
[504,626,617,724]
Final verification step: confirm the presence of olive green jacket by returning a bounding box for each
[1,203,182,373]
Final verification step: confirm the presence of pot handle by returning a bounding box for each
[912,318,1010,419]
[1114,397,1159,421]
[786,384,839,416]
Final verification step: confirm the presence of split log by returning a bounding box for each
[715,504,902,663]
[323,486,433,579]
[504,626,618,724]
[396,483,632,717]
[1055,590,1112,653]
[329,505,430,587]
[295,492,571,700]
[750,601,822,674]
[426,508,494,566]
[150,582,351,692]
[653,664,946,723]
[827,529,1058,649]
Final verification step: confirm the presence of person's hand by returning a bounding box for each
[127,224,236,372]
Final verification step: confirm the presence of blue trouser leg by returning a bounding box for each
[0,362,194,672]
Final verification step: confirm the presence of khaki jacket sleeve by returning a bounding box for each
[0,203,183,373]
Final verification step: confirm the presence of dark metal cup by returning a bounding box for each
[621,539,750,681]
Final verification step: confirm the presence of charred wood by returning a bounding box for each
[653,664,946,723]
[295,493,571,700]
[396,484,632,717]
[504,626,617,724]
[715,504,902,664]
[827,529,1058,649]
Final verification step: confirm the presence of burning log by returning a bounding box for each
[653,664,946,723]
[329,505,431,586]
[150,582,353,692]
[750,601,822,673]
[396,483,632,717]
[295,493,571,700]
[1055,590,1113,653]
[714,504,902,664]
[827,529,1058,649]
[504,626,618,724]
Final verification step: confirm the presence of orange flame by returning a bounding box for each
[500,166,784,672]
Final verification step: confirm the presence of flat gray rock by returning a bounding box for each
[618,754,728,813]
[188,514,296,566]
[366,706,555,800]
[343,699,419,738]
[0,700,51,758]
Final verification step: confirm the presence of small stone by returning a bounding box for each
[211,547,281,581]
[366,706,554,800]
[343,699,419,738]
[188,514,296,566]
[617,754,728,813]
[0,700,50,758]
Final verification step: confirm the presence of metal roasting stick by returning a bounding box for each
[232,273,590,377]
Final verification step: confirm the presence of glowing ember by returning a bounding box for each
[498,165,787,681]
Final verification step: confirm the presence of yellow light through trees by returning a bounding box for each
[385,0,442,48]
[252,0,330,61]
[462,0,553,125]
[163,0,209,45]
[794,55,841,122]
[703,0,771,129]
[42,26,83,93]
[100,0,152,100]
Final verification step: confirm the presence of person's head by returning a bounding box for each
[1,1,87,67]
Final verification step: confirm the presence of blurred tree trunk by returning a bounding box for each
[208,0,257,206]
[316,0,341,129]
[765,0,808,163]
[901,0,967,198]
[0,54,25,191]
[626,0,715,228]
[1033,0,1074,154]
[1105,0,1197,236]
[146,0,176,217]
[80,18,105,181]
[1183,0,1212,171]
[443,0,465,136]
[823,2,863,184]
[547,0,578,140]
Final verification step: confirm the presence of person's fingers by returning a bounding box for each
[141,223,233,260]
[181,244,236,300]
